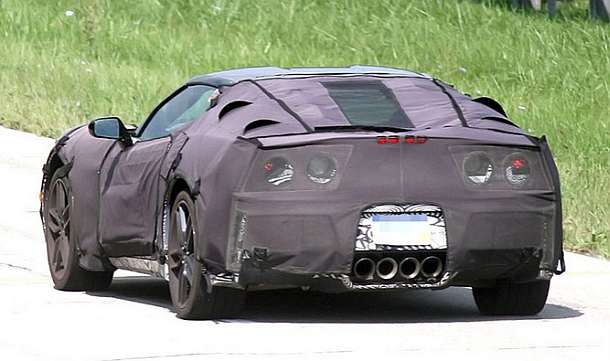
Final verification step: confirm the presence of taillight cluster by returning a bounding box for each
[462,151,533,187]
[263,154,338,187]
[246,145,352,192]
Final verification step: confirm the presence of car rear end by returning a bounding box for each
[221,131,562,292]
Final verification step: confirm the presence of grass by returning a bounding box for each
[0,0,608,257]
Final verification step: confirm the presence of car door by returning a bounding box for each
[98,84,216,257]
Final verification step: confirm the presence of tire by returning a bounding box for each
[167,191,245,320]
[43,170,114,291]
[472,280,550,316]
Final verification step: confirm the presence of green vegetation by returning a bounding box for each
[0,0,608,256]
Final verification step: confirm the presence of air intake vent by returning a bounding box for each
[219,100,252,119]
[244,119,279,134]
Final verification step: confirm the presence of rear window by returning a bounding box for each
[323,80,413,128]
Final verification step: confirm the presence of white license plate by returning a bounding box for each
[371,214,432,246]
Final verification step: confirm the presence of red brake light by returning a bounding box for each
[504,153,531,187]
[377,136,429,144]
[405,136,427,144]
[512,159,525,169]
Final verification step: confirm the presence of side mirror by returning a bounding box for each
[124,124,138,136]
[88,116,133,146]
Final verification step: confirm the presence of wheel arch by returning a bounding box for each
[48,153,64,176]
[41,125,85,194]
[160,175,201,257]
[42,153,65,193]
[167,177,193,206]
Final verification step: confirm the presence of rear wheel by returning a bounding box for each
[168,191,245,320]
[43,170,114,291]
[472,280,550,316]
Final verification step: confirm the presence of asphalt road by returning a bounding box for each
[0,125,608,361]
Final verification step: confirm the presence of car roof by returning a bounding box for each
[186,65,430,87]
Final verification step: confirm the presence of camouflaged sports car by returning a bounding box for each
[41,66,564,319]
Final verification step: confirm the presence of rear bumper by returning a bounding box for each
[221,192,559,291]
[214,251,545,293]
[212,263,455,293]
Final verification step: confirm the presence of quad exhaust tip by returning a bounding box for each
[353,257,375,280]
[399,257,421,279]
[376,257,398,280]
[420,256,443,278]
[354,255,443,281]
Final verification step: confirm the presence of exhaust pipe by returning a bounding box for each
[353,258,375,280]
[399,257,421,279]
[376,257,398,280]
[420,256,443,278]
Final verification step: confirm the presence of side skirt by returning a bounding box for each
[108,256,244,289]
[109,257,169,281]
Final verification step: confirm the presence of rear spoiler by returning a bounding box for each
[239,127,537,149]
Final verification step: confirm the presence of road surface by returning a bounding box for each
[0,125,608,360]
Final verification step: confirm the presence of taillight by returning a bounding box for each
[451,146,550,191]
[245,144,352,192]
[463,152,493,185]
[504,153,531,187]
[307,154,337,184]
[263,157,294,186]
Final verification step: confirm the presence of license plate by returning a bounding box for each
[371,214,432,246]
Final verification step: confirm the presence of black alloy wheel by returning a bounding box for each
[46,177,71,280]
[472,279,550,316]
[168,190,245,320]
[43,170,113,290]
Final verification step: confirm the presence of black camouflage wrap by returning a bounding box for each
[41,66,563,289]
